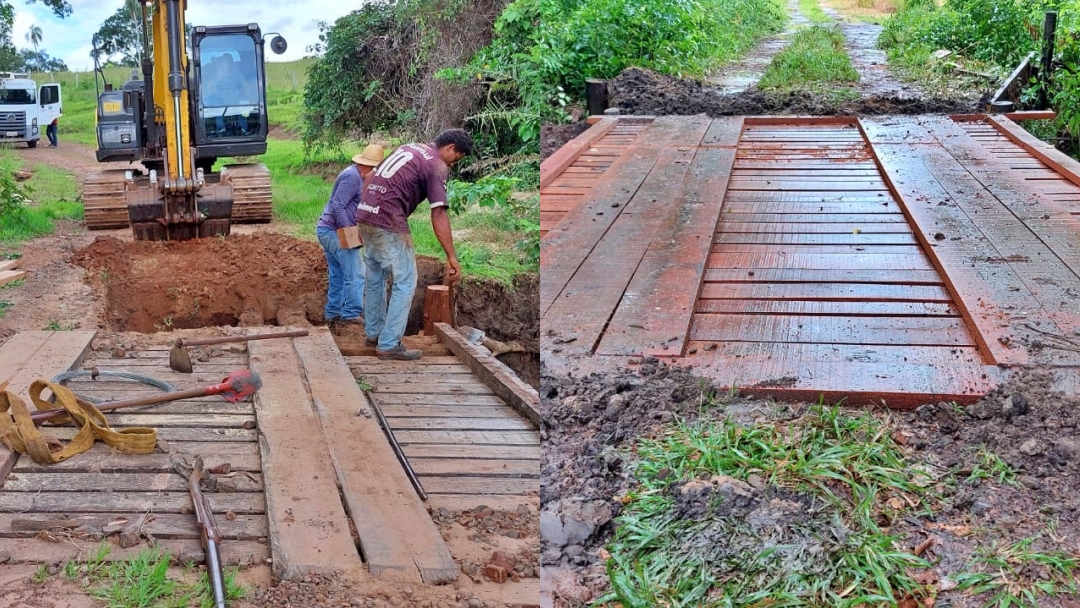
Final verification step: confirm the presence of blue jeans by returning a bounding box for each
[358,224,417,351]
[317,226,365,320]
[46,123,57,146]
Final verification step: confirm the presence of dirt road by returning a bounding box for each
[707,0,811,92]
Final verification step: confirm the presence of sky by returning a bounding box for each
[12,0,361,71]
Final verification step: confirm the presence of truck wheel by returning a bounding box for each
[27,140,36,149]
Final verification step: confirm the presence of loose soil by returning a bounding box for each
[540,123,590,162]
[540,360,1080,607]
[608,67,978,117]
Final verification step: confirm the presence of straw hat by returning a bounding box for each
[353,144,385,167]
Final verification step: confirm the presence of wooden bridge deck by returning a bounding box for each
[541,114,1080,406]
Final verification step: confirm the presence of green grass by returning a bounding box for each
[954,537,1080,608]
[758,25,859,92]
[966,446,1020,487]
[46,545,248,608]
[603,402,937,606]
[0,149,84,245]
[799,0,831,23]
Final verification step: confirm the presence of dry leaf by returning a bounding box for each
[887,496,905,510]
[914,537,934,556]
[907,568,938,585]
[892,430,909,445]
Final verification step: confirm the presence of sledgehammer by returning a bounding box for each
[169,330,309,373]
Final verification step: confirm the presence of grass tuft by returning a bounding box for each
[800,0,831,23]
[604,403,936,606]
[759,25,859,93]
[955,536,1080,608]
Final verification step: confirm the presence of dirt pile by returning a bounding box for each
[73,234,329,331]
[540,123,590,162]
[608,67,980,116]
[540,359,720,600]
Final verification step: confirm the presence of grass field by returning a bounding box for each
[758,25,860,99]
[20,59,537,282]
[0,148,83,246]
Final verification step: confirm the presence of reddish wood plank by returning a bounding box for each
[718,222,912,234]
[695,299,958,316]
[689,314,974,346]
[703,267,943,284]
[597,125,741,357]
[715,232,918,245]
[706,252,933,270]
[544,144,701,354]
[869,139,1046,365]
[699,282,952,302]
[541,116,711,314]
[727,181,889,192]
[724,212,908,223]
[540,117,617,188]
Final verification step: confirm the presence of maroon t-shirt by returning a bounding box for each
[355,143,449,234]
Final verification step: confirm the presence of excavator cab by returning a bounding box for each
[84,0,286,241]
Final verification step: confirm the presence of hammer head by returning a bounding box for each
[219,369,262,403]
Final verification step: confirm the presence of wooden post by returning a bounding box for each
[422,285,451,335]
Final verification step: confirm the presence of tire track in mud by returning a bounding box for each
[707,0,811,93]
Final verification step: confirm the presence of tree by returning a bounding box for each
[0,1,70,71]
[94,1,144,67]
[24,24,40,52]
[19,48,65,71]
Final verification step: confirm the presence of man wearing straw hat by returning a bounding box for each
[316,144,386,329]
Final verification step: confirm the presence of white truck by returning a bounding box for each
[0,72,61,148]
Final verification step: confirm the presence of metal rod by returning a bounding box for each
[181,330,309,347]
[369,399,427,501]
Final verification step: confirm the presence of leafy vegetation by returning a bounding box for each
[443,0,787,147]
[0,0,71,72]
[0,151,82,245]
[758,25,860,93]
[801,0,831,23]
[604,403,936,606]
[954,537,1080,608]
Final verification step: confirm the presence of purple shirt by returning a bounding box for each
[316,165,364,231]
[355,143,449,234]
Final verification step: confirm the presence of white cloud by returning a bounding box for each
[12,2,361,72]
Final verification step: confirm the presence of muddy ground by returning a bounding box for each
[540,361,1080,607]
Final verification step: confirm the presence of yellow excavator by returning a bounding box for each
[82,0,287,240]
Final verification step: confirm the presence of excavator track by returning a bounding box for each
[222,163,273,223]
[81,164,273,231]
[81,169,132,230]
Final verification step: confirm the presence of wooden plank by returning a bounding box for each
[727,180,888,191]
[706,252,933,270]
[543,142,706,354]
[715,232,917,246]
[0,512,266,540]
[689,314,974,346]
[372,383,494,395]
[420,477,537,496]
[380,404,513,418]
[718,222,911,234]
[987,114,1080,194]
[409,459,539,478]
[0,270,26,286]
[43,426,256,442]
[294,329,457,584]
[435,324,539,427]
[247,337,363,580]
[710,244,925,255]
[387,417,533,431]
[369,393,506,406]
[351,363,473,375]
[722,202,903,214]
[541,116,710,314]
[0,538,268,567]
[394,430,539,445]
[401,444,540,460]
[703,268,943,284]
[725,213,907,224]
[80,413,255,428]
[13,445,259,473]
[362,373,488,386]
[598,133,740,357]
[0,491,263,513]
[698,282,953,302]
[345,356,462,366]
[695,299,958,316]
[427,495,538,513]
[2,472,262,493]
[0,259,19,272]
[0,331,97,490]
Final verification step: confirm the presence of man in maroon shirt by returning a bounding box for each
[356,129,473,360]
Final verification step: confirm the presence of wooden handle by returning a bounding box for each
[181,330,309,347]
